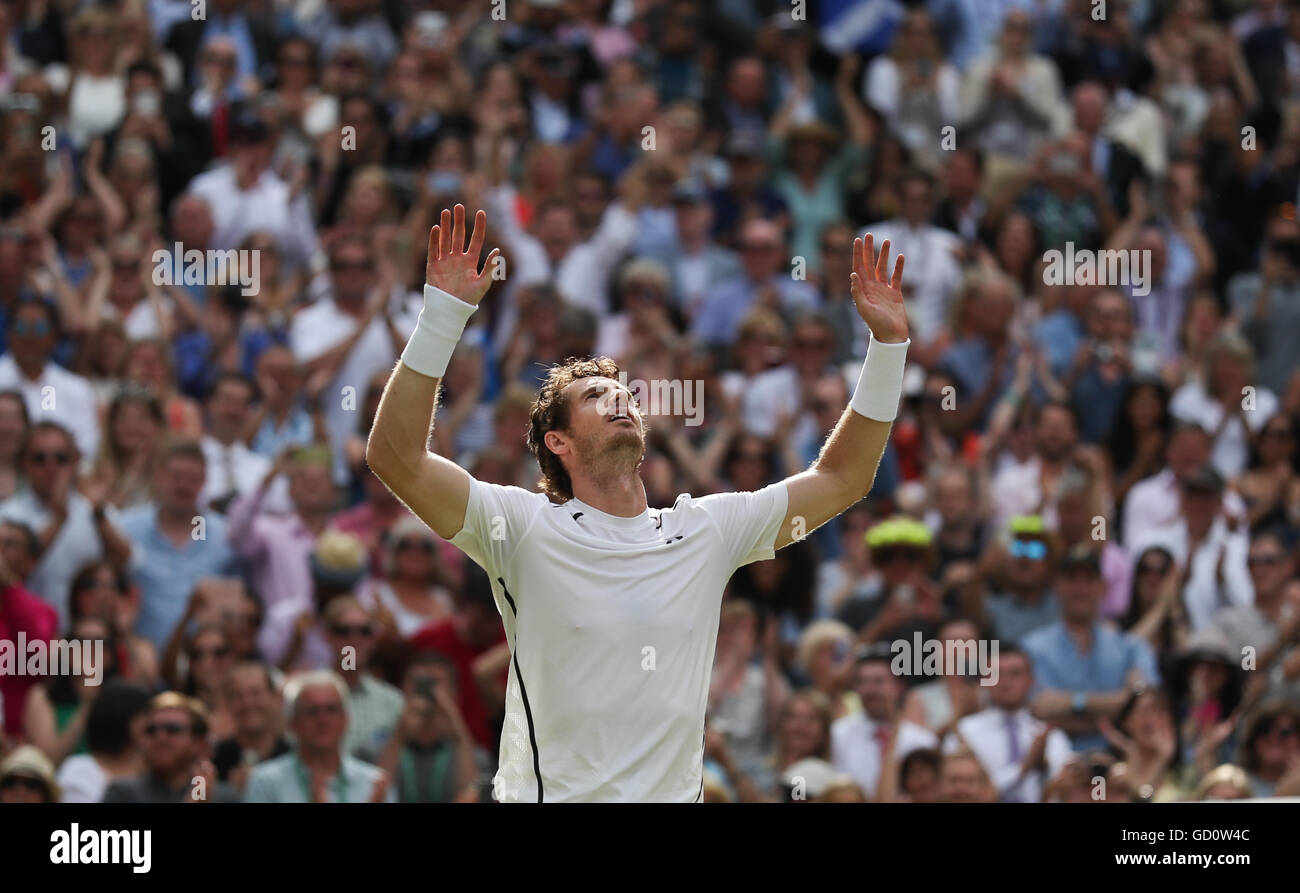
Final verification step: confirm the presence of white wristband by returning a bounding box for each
[400,284,478,378]
[849,334,910,421]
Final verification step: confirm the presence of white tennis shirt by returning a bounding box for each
[450,477,789,803]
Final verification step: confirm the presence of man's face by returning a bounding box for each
[9,305,55,369]
[940,755,992,802]
[1036,407,1077,462]
[991,653,1033,710]
[872,544,927,588]
[855,661,901,720]
[226,666,276,734]
[330,244,377,304]
[739,223,784,280]
[208,380,254,441]
[289,463,335,514]
[1248,537,1290,597]
[22,429,76,499]
[326,606,375,669]
[935,470,971,521]
[156,456,205,515]
[1090,291,1132,341]
[1073,84,1107,133]
[943,153,979,200]
[291,684,348,753]
[900,179,932,225]
[1005,536,1050,589]
[143,707,201,775]
[548,376,646,478]
[0,523,34,580]
[1181,485,1221,529]
[537,207,579,262]
[1057,568,1102,624]
[1167,430,1210,477]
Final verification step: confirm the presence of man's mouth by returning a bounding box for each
[609,414,634,426]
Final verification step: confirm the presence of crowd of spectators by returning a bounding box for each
[2,0,1300,803]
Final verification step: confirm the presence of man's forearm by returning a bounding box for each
[367,361,442,479]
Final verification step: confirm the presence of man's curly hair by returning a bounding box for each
[526,356,622,503]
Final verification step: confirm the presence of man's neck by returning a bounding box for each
[298,509,331,536]
[1063,616,1095,647]
[158,506,197,537]
[299,747,341,775]
[155,765,194,791]
[569,472,647,518]
[14,357,45,380]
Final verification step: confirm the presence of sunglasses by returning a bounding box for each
[330,623,373,637]
[12,321,51,337]
[1009,538,1048,561]
[0,775,46,793]
[299,703,344,718]
[28,450,73,466]
[145,721,188,737]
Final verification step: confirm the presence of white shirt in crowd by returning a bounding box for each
[0,489,122,626]
[1169,381,1278,478]
[199,435,292,514]
[289,292,419,485]
[0,355,100,462]
[56,754,109,803]
[187,165,321,271]
[830,713,938,799]
[451,476,789,803]
[944,706,1073,802]
[1121,468,1245,552]
[1132,514,1254,632]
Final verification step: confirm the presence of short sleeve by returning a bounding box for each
[449,477,548,576]
[693,482,790,570]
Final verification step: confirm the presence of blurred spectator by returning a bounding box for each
[0,518,57,737]
[830,646,939,799]
[55,678,151,803]
[0,420,132,625]
[0,744,59,803]
[1024,546,1161,752]
[211,661,289,789]
[102,691,238,802]
[1236,701,1300,797]
[119,440,236,647]
[244,670,395,802]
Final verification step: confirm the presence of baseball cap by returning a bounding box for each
[864,516,933,550]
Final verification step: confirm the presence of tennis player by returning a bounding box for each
[367,204,910,802]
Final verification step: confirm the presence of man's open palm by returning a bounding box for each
[850,234,909,344]
[427,204,499,305]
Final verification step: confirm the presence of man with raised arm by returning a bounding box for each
[366,204,910,802]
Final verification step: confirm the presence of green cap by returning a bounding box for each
[1008,515,1047,536]
[864,516,933,550]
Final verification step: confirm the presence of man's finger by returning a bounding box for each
[875,239,891,280]
[467,208,488,264]
[891,255,905,291]
[452,204,467,255]
[428,225,441,262]
[852,237,866,282]
[478,247,501,280]
[862,233,874,279]
[438,208,452,258]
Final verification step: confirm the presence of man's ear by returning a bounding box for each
[543,429,569,457]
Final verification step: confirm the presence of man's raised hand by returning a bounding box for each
[850,234,909,344]
[427,204,499,305]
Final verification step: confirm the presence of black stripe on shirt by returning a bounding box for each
[499,578,543,803]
